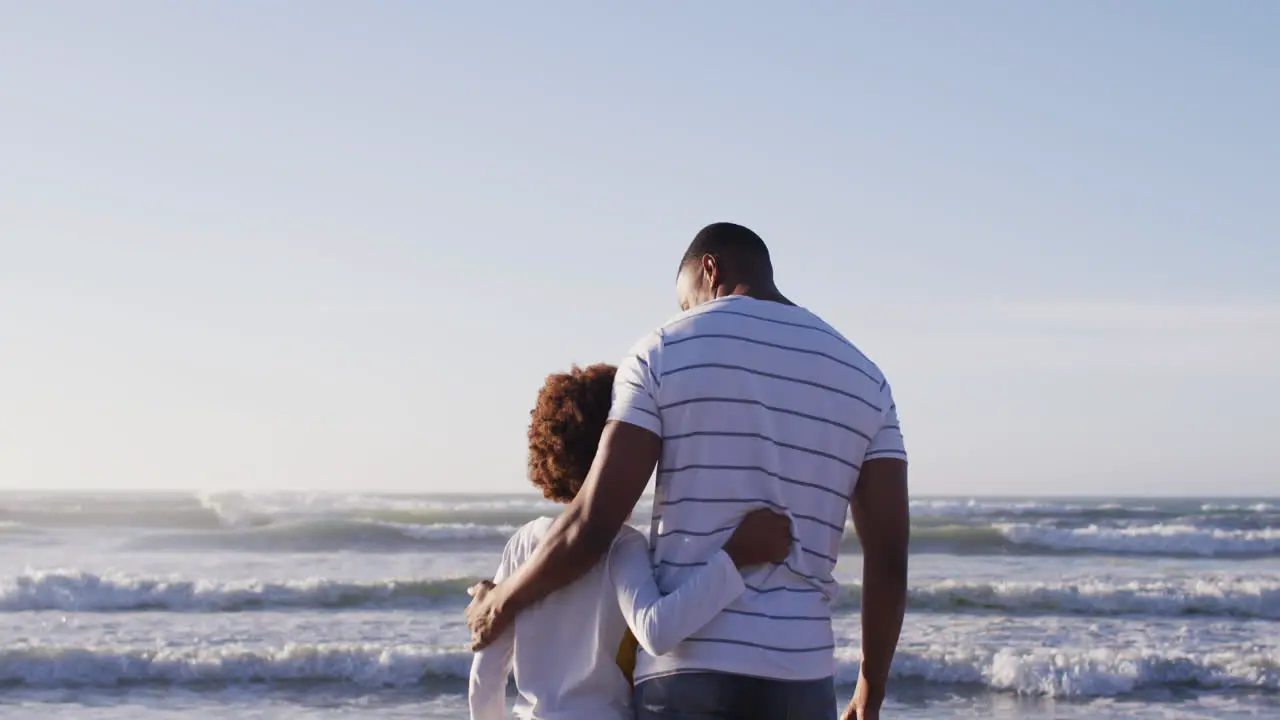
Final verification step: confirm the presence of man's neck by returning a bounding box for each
[718,283,795,306]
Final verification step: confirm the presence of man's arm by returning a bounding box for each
[843,381,909,720]
[468,333,667,650]
[467,420,661,649]
[847,457,909,717]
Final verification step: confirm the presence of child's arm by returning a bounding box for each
[468,624,513,720]
[468,535,521,720]
[606,529,746,657]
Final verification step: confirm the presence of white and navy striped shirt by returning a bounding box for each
[608,295,906,683]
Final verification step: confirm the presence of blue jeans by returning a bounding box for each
[634,673,836,720]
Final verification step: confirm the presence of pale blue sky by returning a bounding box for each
[1,3,1276,496]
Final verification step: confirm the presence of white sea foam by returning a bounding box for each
[0,571,485,612]
[195,491,592,522]
[891,577,1280,618]
[906,499,1172,519]
[1201,502,1277,513]
[1,642,1274,697]
[994,522,1280,557]
[848,645,1280,697]
[910,499,1081,518]
[391,522,517,541]
[0,643,472,687]
[8,571,1279,619]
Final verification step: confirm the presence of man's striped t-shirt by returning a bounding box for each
[608,295,906,683]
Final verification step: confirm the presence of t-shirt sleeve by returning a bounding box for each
[864,381,907,462]
[606,529,745,657]
[467,531,522,720]
[607,330,663,437]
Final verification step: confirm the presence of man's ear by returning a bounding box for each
[701,254,719,290]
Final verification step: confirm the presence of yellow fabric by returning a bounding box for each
[615,630,638,686]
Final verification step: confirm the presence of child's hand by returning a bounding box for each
[722,509,792,568]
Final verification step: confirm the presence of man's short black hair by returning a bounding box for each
[678,222,773,279]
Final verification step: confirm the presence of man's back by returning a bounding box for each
[609,295,907,683]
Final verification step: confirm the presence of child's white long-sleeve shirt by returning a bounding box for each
[468,517,745,720]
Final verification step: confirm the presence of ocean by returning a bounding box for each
[1,492,1277,719]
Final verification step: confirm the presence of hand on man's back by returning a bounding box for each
[722,508,792,568]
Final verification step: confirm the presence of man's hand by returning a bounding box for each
[722,508,792,567]
[841,668,884,719]
[465,580,506,651]
[465,421,661,652]
[467,580,495,598]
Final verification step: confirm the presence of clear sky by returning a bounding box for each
[2,3,1276,496]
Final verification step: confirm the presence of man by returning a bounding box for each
[468,222,909,719]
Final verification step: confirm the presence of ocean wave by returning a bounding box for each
[0,643,472,688]
[7,491,1271,526]
[0,643,1274,697]
[846,578,1280,619]
[0,505,232,532]
[0,571,485,612]
[842,646,1280,697]
[55,516,1280,558]
[0,492,572,532]
[9,571,1279,620]
[846,523,1275,558]
[993,523,1280,558]
[6,492,1276,558]
[1202,502,1276,514]
[864,523,1280,558]
[887,525,1013,554]
[195,492,568,530]
[123,520,517,553]
[909,500,1280,532]
[0,521,49,545]
[909,500,1156,520]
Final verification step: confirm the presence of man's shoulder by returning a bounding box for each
[655,298,738,335]
[781,305,887,383]
[664,299,885,376]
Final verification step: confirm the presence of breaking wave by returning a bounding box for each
[0,571,484,612]
[0,643,1274,698]
[5,492,1277,557]
[123,520,517,553]
[105,519,1280,557]
[886,577,1280,619]
[990,523,1280,558]
[8,571,1280,620]
[839,523,1280,558]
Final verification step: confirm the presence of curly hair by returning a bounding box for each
[527,363,618,504]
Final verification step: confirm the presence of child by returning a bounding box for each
[468,364,790,720]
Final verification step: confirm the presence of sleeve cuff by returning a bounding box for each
[708,550,747,598]
[608,407,662,437]
[864,449,908,460]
